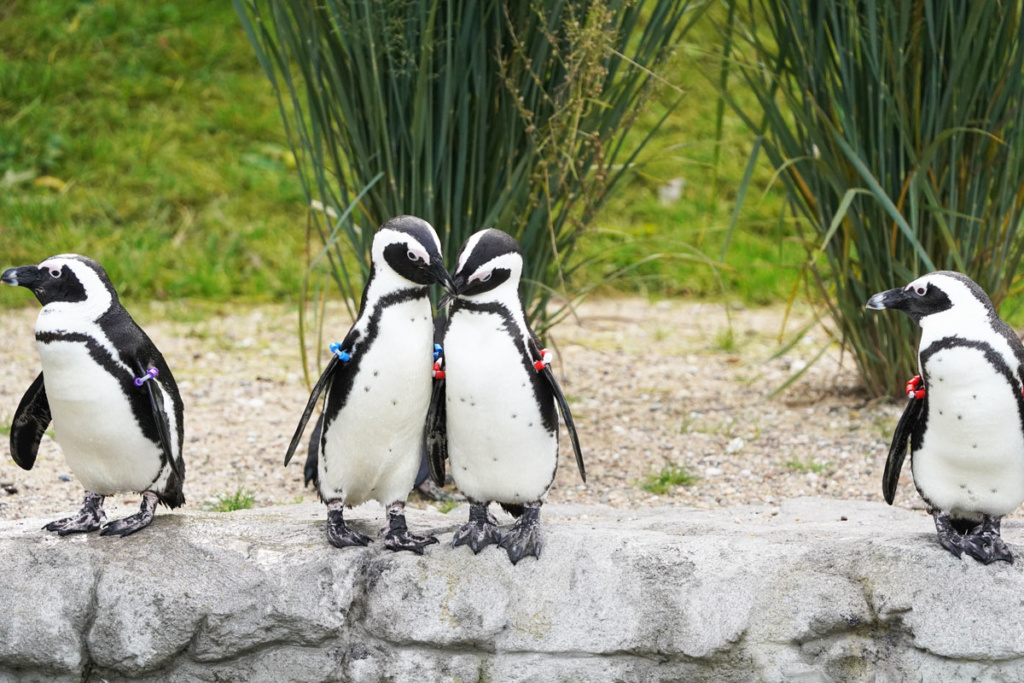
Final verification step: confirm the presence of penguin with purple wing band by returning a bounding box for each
[3,254,185,537]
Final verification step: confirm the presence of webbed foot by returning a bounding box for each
[964,516,1014,565]
[934,512,1014,564]
[453,501,502,554]
[382,502,438,554]
[44,492,106,536]
[498,502,542,565]
[100,491,158,537]
[326,501,372,549]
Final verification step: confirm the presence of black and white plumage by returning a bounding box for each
[2,254,184,537]
[428,228,584,564]
[284,216,454,553]
[867,270,1024,563]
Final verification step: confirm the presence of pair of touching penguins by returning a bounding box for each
[3,217,584,564]
[5,218,1024,565]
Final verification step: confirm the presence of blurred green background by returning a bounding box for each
[0,0,799,308]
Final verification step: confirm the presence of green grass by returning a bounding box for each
[0,0,306,305]
[203,487,256,512]
[785,459,829,475]
[435,500,461,515]
[640,465,698,494]
[0,0,799,309]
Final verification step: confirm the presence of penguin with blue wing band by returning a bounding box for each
[868,271,1024,563]
[284,216,455,553]
[430,228,585,564]
[2,254,185,537]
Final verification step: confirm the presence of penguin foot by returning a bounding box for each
[384,528,439,554]
[44,492,106,536]
[933,512,967,558]
[964,516,1014,565]
[382,503,438,554]
[453,501,502,554]
[325,504,372,549]
[934,512,1014,564]
[498,502,542,565]
[100,491,158,537]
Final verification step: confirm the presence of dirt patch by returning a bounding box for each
[0,298,921,522]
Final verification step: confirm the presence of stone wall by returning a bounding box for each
[1,498,1023,682]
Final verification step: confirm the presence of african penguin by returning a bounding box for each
[284,215,455,553]
[2,255,185,537]
[867,270,1024,563]
[427,228,584,564]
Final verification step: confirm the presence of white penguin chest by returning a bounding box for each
[443,310,557,503]
[36,339,162,495]
[913,344,1024,517]
[318,298,433,505]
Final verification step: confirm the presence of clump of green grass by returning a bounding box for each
[785,459,829,475]
[204,488,256,512]
[435,500,461,515]
[641,465,698,495]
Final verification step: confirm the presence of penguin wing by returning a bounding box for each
[538,364,586,482]
[426,376,448,486]
[135,360,185,482]
[10,372,51,470]
[303,414,323,488]
[528,335,585,482]
[883,396,925,505]
[284,354,343,467]
[426,313,449,486]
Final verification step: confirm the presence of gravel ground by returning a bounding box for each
[0,298,924,522]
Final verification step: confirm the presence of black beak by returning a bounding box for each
[866,287,910,311]
[1,266,42,288]
[430,260,456,297]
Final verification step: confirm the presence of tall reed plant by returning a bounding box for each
[726,1,1024,396]
[235,0,706,340]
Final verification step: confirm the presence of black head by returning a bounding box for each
[451,228,523,299]
[372,215,454,291]
[1,255,117,309]
[866,270,991,324]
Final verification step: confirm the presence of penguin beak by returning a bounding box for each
[866,287,909,311]
[1,266,42,289]
[430,260,456,298]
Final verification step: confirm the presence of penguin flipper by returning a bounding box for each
[10,372,51,470]
[303,414,323,488]
[539,365,586,483]
[883,396,925,505]
[426,376,448,486]
[136,361,184,482]
[285,355,341,467]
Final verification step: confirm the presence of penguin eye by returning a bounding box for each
[915,286,926,296]
[407,250,419,262]
[48,268,61,279]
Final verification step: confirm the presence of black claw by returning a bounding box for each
[453,502,502,554]
[100,492,157,538]
[326,507,372,549]
[44,493,106,536]
[498,503,542,565]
